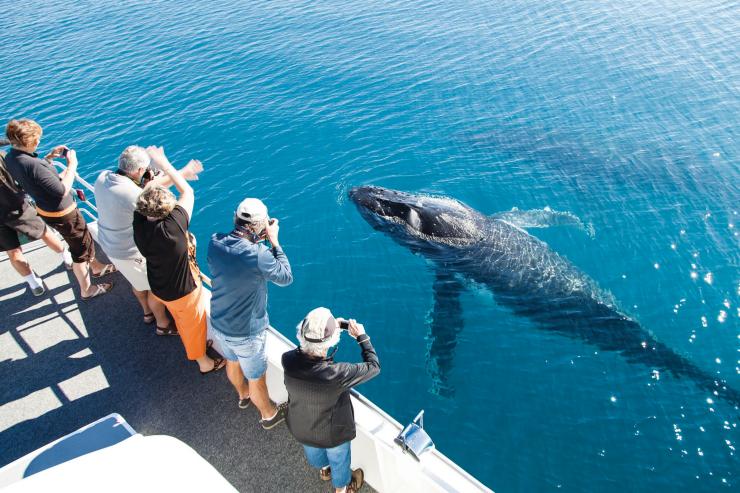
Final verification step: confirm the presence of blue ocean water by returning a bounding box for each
[2,1,738,491]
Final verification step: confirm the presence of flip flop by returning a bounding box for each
[81,282,113,300]
[143,312,155,324]
[91,264,117,278]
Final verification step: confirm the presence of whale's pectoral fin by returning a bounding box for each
[492,207,595,237]
[426,270,465,397]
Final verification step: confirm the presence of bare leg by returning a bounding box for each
[89,257,105,273]
[131,288,150,314]
[248,374,277,419]
[147,293,170,327]
[226,361,250,400]
[7,248,32,277]
[40,227,64,253]
[72,261,93,295]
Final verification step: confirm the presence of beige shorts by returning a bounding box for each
[109,255,151,291]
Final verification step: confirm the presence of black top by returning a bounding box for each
[133,205,198,301]
[3,148,74,213]
[282,335,380,448]
[0,150,27,218]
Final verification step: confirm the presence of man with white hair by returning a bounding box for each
[282,307,380,493]
[94,145,202,333]
[207,197,292,429]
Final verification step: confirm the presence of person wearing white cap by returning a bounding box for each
[207,197,293,429]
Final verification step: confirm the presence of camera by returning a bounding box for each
[339,320,350,330]
[140,167,161,187]
[61,148,69,158]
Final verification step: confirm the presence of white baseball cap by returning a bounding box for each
[235,198,268,226]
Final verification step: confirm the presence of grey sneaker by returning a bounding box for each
[260,402,286,430]
[31,284,45,296]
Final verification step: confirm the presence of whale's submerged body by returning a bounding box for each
[349,185,740,406]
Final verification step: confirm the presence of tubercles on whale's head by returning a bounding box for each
[349,185,481,245]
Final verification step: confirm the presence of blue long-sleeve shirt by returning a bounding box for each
[207,232,293,338]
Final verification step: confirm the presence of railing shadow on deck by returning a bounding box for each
[0,247,326,493]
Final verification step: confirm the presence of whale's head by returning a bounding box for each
[349,186,483,248]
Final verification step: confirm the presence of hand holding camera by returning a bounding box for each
[46,145,75,166]
[265,218,280,247]
[337,318,365,339]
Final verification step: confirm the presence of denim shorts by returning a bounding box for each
[211,329,267,380]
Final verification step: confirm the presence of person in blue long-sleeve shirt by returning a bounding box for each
[207,197,293,429]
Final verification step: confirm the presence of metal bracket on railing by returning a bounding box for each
[394,410,435,460]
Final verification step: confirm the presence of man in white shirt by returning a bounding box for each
[94,145,202,334]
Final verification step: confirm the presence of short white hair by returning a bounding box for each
[118,145,150,174]
[296,307,341,356]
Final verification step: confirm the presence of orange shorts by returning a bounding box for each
[156,284,207,360]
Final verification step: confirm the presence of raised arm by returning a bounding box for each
[44,146,78,196]
[256,217,293,286]
[146,146,194,219]
[150,159,203,188]
[336,320,380,389]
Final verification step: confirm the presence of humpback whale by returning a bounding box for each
[349,185,740,406]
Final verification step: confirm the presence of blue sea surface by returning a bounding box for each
[2,1,738,491]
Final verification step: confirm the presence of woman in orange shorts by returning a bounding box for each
[132,146,224,374]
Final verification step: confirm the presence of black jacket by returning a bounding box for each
[282,335,380,448]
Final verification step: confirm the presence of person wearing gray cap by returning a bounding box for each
[207,197,293,429]
[281,307,379,492]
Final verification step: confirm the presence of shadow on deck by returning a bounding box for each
[0,244,333,492]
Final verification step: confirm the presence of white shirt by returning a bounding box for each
[94,170,142,259]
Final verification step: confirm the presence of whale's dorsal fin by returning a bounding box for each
[492,207,595,238]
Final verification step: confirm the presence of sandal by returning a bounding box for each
[200,357,226,375]
[319,467,331,482]
[81,282,113,300]
[91,263,117,278]
[143,312,155,324]
[156,324,178,336]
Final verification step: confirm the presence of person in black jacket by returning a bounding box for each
[282,307,380,493]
